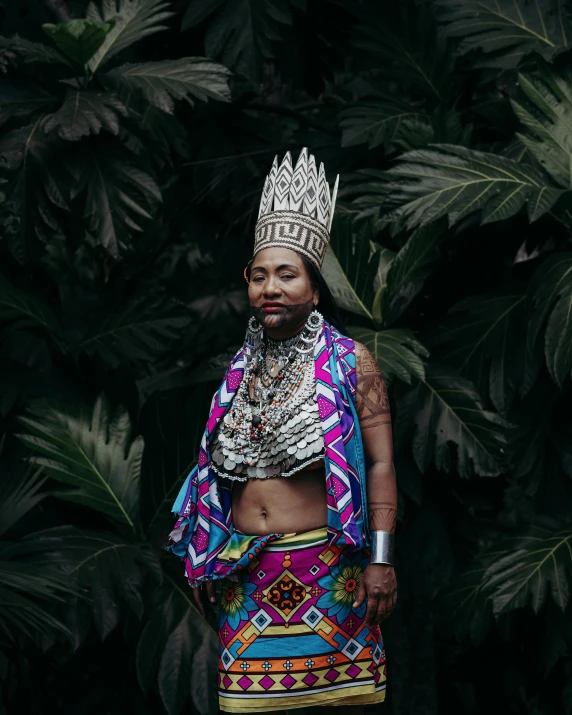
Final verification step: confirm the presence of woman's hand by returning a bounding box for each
[353,564,397,626]
[191,581,216,617]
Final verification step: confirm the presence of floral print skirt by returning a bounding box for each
[217,527,386,712]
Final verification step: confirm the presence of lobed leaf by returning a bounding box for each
[353,3,453,103]
[432,290,527,415]
[69,144,161,257]
[104,57,231,113]
[397,363,510,477]
[383,144,565,231]
[18,394,143,529]
[184,0,300,83]
[512,66,572,189]
[437,0,571,70]
[0,35,69,66]
[87,0,175,73]
[380,223,444,326]
[43,89,127,141]
[75,296,189,367]
[320,216,377,320]
[339,99,425,151]
[484,524,572,613]
[350,327,428,384]
[10,525,161,640]
[0,82,55,127]
[527,252,572,387]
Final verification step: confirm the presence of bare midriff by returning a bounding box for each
[230,460,327,535]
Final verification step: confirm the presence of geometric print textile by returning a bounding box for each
[166,321,371,588]
[217,528,386,712]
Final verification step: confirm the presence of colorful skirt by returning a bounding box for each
[217,527,387,712]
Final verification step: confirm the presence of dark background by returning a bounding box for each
[0,0,571,713]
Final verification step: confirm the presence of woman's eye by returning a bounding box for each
[252,276,264,282]
[281,274,295,280]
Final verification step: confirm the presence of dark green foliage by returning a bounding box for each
[1,0,572,714]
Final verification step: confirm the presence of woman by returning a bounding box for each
[168,148,398,713]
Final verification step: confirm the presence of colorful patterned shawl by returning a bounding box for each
[167,321,370,585]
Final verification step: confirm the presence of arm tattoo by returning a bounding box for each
[355,344,391,428]
[368,501,397,533]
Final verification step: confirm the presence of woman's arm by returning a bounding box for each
[352,341,398,625]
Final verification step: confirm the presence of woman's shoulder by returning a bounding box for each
[353,341,382,377]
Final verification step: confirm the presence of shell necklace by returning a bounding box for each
[211,311,324,479]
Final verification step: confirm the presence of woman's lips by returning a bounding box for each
[261,304,286,313]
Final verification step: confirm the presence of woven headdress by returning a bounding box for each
[253,148,339,270]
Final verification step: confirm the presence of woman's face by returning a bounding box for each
[248,247,319,338]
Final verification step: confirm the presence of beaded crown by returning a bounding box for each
[254,148,339,270]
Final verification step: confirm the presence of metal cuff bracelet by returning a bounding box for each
[370,530,395,566]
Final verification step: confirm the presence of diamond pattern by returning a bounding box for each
[258,156,277,217]
[325,668,340,683]
[274,152,293,210]
[259,674,275,691]
[237,675,253,690]
[303,153,318,218]
[346,663,361,679]
[302,672,319,686]
[280,674,296,689]
[316,161,331,227]
[289,147,308,211]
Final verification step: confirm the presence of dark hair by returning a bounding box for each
[300,255,346,334]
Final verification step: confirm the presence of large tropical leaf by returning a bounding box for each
[339,99,425,151]
[379,223,444,326]
[42,19,116,65]
[0,82,55,127]
[75,296,189,367]
[350,327,428,384]
[397,363,509,477]
[69,144,161,257]
[382,144,565,231]
[437,0,571,70]
[511,66,572,189]
[137,558,217,715]
[431,290,527,415]
[11,526,161,640]
[353,2,453,104]
[87,0,175,73]
[182,0,302,83]
[43,89,127,141]
[18,394,143,529]
[527,253,572,388]
[484,522,572,613]
[104,58,231,113]
[0,35,69,66]
[0,460,47,539]
[0,567,73,642]
[440,564,494,646]
[320,215,377,320]
[0,277,63,341]
[0,120,70,257]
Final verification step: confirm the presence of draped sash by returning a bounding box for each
[167,321,369,586]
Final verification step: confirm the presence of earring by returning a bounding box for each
[243,259,253,284]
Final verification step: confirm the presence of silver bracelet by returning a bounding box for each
[370,530,394,566]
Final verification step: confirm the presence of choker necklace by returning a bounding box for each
[211,310,325,479]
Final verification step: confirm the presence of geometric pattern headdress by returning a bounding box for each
[253,147,339,270]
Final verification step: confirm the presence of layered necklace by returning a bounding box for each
[211,310,325,480]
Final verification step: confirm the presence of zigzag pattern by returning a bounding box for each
[168,321,368,586]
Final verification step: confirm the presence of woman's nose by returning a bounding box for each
[263,276,281,297]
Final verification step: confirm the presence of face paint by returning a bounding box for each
[247,247,319,339]
[251,298,315,336]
